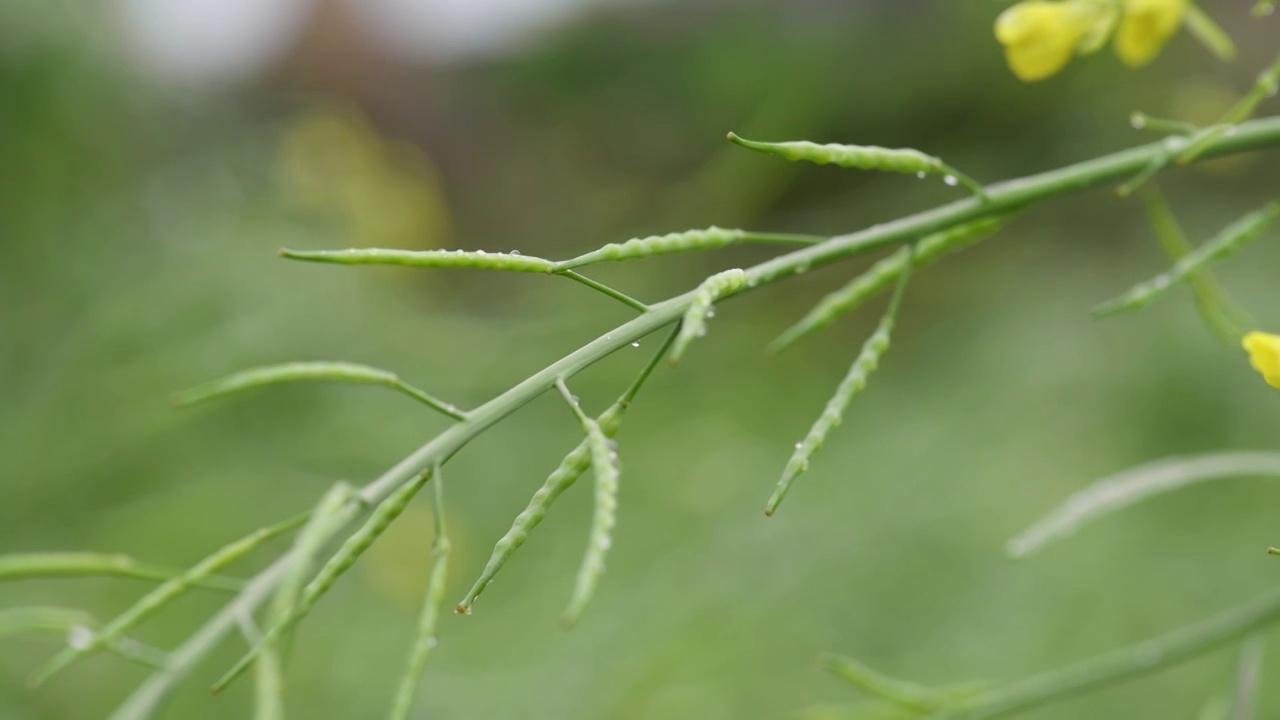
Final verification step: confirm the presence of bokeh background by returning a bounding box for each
[3,2,1279,718]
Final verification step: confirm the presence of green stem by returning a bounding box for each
[554,269,650,312]
[111,114,1280,720]
[942,585,1280,719]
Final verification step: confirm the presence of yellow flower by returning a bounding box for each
[1114,0,1188,67]
[995,1,1114,82]
[1243,331,1280,389]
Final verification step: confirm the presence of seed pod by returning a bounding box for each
[727,133,987,197]
[280,247,556,273]
[213,470,432,693]
[172,361,467,421]
[267,483,358,656]
[390,467,450,720]
[1093,200,1280,318]
[766,246,914,516]
[28,513,310,686]
[771,216,1005,352]
[670,268,747,365]
[560,411,621,628]
[557,227,745,269]
[456,403,624,615]
[0,553,241,591]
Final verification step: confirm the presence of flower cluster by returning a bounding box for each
[994,0,1192,81]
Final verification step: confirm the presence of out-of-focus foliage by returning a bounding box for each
[2,2,1279,718]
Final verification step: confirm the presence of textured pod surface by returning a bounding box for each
[729,133,942,173]
[457,403,624,614]
[390,472,450,720]
[557,227,746,269]
[561,414,621,627]
[29,514,309,686]
[280,247,555,272]
[771,216,1005,352]
[670,268,747,364]
[213,472,431,692]
[1093,200,1280,317]
[766,319,894,515]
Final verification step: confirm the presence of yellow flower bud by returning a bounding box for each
[1243,331,1280,389]
[1115,0,1188,67]
[995,1,1113,81]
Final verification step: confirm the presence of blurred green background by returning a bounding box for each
[3,2,1279,718]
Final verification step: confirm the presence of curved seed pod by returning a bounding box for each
[766,247,914,516]
[267,483,357,658]
[1008,452,1280,559]
[560,408,621,628]
[771,216,1005,352]
[390,467,450,720]
[213,470,432,693]
[1093,201,1280,318]
[456,403,624,615]
[557,227,759,270]
[0,553,242,592]
[456,325,679,615]
[280,247,555,273]
[727,133,987,197]
[820,653,989,713]
[670,268,747,365]
[172,361,467,421]
[28,513,310,687]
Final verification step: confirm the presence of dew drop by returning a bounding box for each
[631,341,640,347]
[1129,114,1146,129]
[794,442,803,449]
[943,174,959,187]
[67,626,95,650]
[510,249,521,255]
[706,308,716,319]
[427,636,439,648]
[916,171,926,179]
[476,249,486,254]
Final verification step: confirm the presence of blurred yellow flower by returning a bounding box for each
[994,0,1113,82]
[1114,0,1188,67]
[1243,331,1280,389]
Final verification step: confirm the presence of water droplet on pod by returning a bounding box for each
[943,174,958,187]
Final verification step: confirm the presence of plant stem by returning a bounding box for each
[554,269,650,312]
[941,585,1280,719]
[111,114,1280,720]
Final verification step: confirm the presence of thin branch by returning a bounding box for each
[109,114,1280,720]
[941,585,1280,719]
[554,269,650,312]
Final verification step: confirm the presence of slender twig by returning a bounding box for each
[554,269,650,312]
[109,115,1280,720]
[940,585,1280,719]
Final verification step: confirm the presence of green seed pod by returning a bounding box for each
[213,470,432,693]
[670,268,747,365]
[390,468,450,720]
[267,483,357,657]
[172,361,467,421]
[28,513,310,686]
[456,403,624,615]
[766,246,914,516]
[0,553,242,591]
[727,133,987,197]
[771,216,1005,352]
[561,412,621,628]
[280,247,555,273]
[1093,200,1280,318]
[557,227,745,269]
